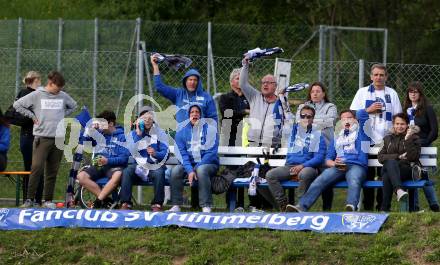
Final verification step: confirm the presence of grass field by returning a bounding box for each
[0,213,439,265]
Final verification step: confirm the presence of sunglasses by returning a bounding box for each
[300,114,314,119]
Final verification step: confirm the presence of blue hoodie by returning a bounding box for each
[175,105,219,174]
[91,125,129,167]
[153,69,218,124]
[129,125,169,164]
[325,109,370,168]
[0,125,10,154]
[285,124,326,168]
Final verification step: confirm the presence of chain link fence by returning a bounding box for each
[1,19,440,203]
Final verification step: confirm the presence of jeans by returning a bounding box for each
[299,164,367,210]
[381,160,412,211]
[170,164,218,208]
[264,165,317,207]
[120,164,166,205]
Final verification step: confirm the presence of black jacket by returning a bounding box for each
[378,133,421,165]
[218,91,250,146]
[15,87,35,135]
[414,104,438,146]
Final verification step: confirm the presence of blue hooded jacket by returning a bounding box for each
[0,125,10,154]
[326,109,370,168]
[174,105,219,174]
[153,69,218,124]
[92,125,130,167]
[129,125,169,164]
[285,124,326,168]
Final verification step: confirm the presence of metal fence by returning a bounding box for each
[2,46,440,164]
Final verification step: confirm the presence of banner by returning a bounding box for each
[0,208,388,233]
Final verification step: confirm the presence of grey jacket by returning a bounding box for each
[239,64,279,147]
[13,87,77,137]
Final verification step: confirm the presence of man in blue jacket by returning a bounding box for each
[290,109,370,212]
[119,106,169,211]
[76,110,129,209]
[168,104,219,213]
[150,54,218,125]
[262,105,326,211]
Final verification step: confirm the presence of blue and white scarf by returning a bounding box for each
[407,106,416,126]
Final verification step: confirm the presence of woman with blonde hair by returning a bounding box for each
[17,71,44,204]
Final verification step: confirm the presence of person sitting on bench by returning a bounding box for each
[379,113,421,212]
[76,110,129,209]
[119,106,169,211]
[290,109,370,212]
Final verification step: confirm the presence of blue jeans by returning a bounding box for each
[120,164,166,205]
[299,164,367,210]
[170,164,218,208]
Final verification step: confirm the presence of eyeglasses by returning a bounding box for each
[300,114,314,119]
[408,90,420,94]
[260,81,276,85]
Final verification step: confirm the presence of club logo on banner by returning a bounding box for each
[0,208,388,233]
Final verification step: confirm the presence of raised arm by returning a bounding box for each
[151,54,178,103]
[239,57,260,102]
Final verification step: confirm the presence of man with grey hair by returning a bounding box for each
[218,68,250,147]
[240,57,280,147]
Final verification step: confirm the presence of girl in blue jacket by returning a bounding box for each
[0,109,10,171]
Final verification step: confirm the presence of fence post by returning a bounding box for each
[383,29,388,65]
[92,18,99,117]
[140,41,154,108]
[207,22,211,94]
[135,17,143,205]
[15,18,23,97]
[318,25,326,82]
[359,59,365,89]
[57,18,63,71]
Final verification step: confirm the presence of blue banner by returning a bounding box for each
[0,208,388,233]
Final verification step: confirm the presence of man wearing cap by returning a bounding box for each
[119,106,169,211]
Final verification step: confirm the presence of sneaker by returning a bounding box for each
[286,204,303,213]
[345,204,355,212]
[396,189,409,202]
[166,205,181,212]
[42,201,56,209]
[20,199,35,208]
[249,206,264,213]
[430,204,440,212]
[151,204,162,212]
[234,207,245,213]
[102,197,114,209]
[202,207,212,213]
[120,202,132,210]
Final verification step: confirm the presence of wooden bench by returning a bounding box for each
[0,171,31,206]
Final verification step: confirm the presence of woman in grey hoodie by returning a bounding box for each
[295,82,337,145]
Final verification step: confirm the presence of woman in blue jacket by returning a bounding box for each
[0,108,10,171]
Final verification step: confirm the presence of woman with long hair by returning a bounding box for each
[403,81,439,211]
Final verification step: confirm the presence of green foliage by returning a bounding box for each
[2,214,440,264]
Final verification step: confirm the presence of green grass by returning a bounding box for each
[0,213,440,265]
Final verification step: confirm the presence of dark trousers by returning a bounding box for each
[363,167,383,211]
[381,160,412,211]
[0,153,6,171]
[20,132,43,203]
[27,137,63,201]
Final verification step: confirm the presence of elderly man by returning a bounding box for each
[240,56,280,147]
